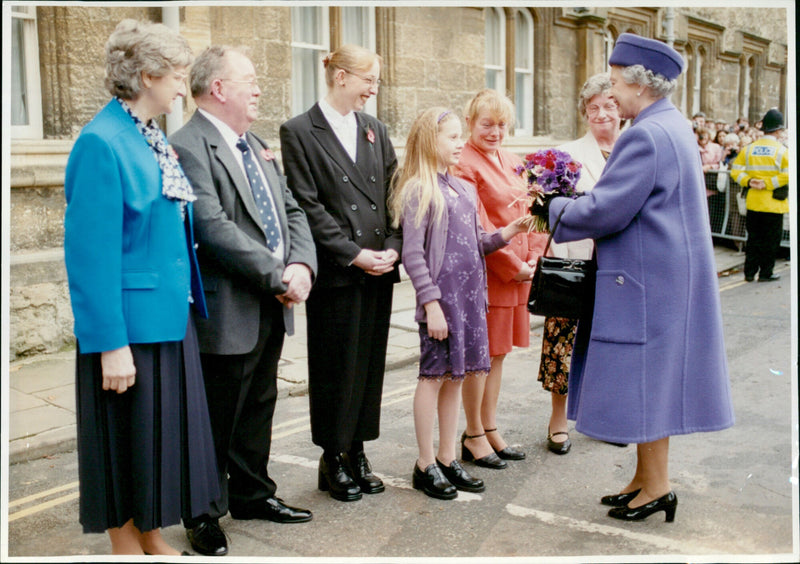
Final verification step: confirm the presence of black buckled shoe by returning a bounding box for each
[546,427,572,455]
[345,450,385,494]
[436,458,485,493]
[318,453,362,501]
[607,491,678,522]
[186,519,228,557]
[412,462,457,500]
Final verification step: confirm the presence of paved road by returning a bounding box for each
[6,268,796,561]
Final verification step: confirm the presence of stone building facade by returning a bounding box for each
[6,4,791,359]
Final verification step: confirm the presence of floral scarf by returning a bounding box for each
[117,97,196,214]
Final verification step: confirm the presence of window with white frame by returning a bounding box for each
[513,10,534,136]
[291,6,329,116]
[11,5,43,139]
[340,6,377,116]
[484,7,505,94]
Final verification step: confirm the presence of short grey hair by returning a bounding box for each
[104,19,193,100]
[578,73,613,118]
[190,45,251,98]
[618,64,677,99]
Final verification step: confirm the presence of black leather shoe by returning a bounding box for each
[461,432,507,469]
[186,519,228,557]
[345,450,385,494]
[230,497,313,523]
[601,488,641,507]
[604,441,629,447]
[412,462,457,500]
[758,273,780,282]
[546,427,571,455]
[436,458,485,493]
[744,275,755,282]
[318,453,362,501]
[607,491,678,522]
[485,428,526,460]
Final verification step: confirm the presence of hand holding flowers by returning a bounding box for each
[514,149,582,232]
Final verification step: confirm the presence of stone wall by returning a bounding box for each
[7,5,790,361]
[380,6,485,137]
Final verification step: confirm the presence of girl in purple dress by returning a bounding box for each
[390,108,527,499]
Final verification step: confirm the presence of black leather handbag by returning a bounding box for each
[527,206,596,319]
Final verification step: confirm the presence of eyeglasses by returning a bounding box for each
[220,77,260,90]
[344,69,381,87]
[586,103,619,116]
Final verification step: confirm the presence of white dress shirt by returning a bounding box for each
[319,98,358,163]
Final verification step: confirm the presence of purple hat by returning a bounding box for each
[608,33,685,80]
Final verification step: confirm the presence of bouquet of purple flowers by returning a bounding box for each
[514,148,582,232]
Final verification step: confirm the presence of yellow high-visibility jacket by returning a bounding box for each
[730,136,789,214]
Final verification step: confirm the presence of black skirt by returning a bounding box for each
[75,317,219,533]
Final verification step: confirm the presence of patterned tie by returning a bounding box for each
[236,137,281,252]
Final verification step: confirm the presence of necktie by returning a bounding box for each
[236,137,281,252]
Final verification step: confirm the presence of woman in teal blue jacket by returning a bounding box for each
[64,20,218,555]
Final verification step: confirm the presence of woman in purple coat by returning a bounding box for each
[536,34,734,523]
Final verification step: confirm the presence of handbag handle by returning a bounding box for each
[541,205,569,257]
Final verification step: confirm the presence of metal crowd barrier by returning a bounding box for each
[705,169,790,249]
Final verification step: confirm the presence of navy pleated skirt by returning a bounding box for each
[75,317,219,533]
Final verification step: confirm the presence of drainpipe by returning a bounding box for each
[664,8,675,47]
[162,6,183,135]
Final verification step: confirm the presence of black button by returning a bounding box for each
[374,228,381,235]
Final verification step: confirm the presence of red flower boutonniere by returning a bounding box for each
[168,145,179,160]
[260,148,276,161]
[366,129,375,144]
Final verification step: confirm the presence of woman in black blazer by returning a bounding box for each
[280,44,401,502]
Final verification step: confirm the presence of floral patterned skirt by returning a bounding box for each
[537,316,578,395]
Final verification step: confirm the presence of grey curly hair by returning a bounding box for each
[577,73,613,118]
[104,19,193,100]
[618,64,677,99]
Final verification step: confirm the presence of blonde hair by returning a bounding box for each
[105,19,193,99]
[389,107,458,229]
[323,44,382,88]
[463,89,515,129]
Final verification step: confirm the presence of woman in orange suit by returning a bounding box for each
[453,90,547,468]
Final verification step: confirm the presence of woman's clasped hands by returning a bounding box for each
[353,248,399,276]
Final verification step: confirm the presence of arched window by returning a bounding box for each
[11,5,42,139]
[603,29,615,69]
[484,7,505,93]
[513,9,534,136]
[291,6,329,116]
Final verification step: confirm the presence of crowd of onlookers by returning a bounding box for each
[689,110,788,173]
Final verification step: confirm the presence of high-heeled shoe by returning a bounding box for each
[485,428,526,460]
[607,491,678,522]
[600,488,641,507]
[461,432,507,469]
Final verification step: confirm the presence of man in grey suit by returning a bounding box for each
[170,45,317,557]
